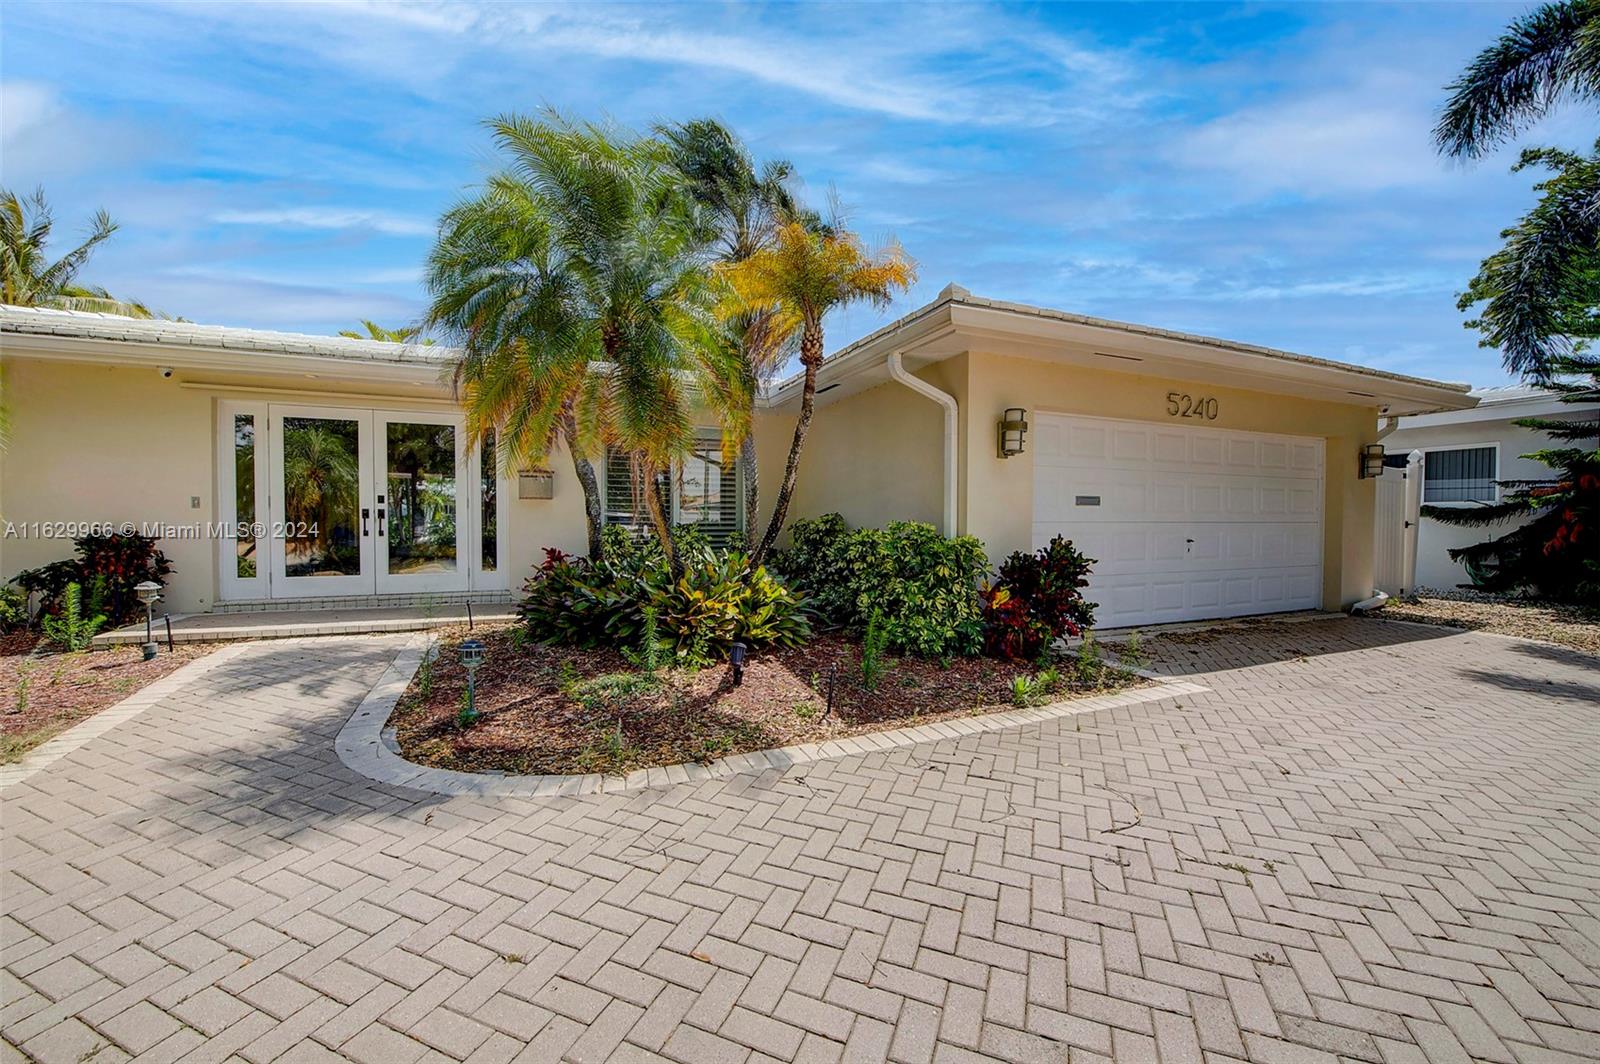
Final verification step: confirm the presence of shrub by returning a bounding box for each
[981,535,1097,661]
[13,533,172,625]
[0,585,26,632]
[520,544,809,659]
[40,583,106,652]
[773,515,989,659]
[860,610,889,690]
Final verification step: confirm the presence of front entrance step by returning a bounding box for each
[213,591,513,614]
[93,603,519,646]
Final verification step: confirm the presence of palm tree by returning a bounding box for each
[1,188,152,317]
[721,221,915,564]
[658,119,803,538]
[1436,1,1600,377]
[340,319,436,344]
[426,112,747,573]
[1434,0,1600,160]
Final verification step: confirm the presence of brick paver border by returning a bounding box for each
[335,633,1213,798]
[0,641,255,792]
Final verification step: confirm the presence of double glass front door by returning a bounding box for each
[220,402,501,600]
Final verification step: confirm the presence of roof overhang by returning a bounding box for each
[1396,392,1572,429]
[761,286,1478,418]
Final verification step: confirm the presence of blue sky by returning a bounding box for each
[3,1,1591,387]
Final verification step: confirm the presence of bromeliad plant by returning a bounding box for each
[980,536,1097,661]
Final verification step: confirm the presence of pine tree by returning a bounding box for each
[1421,354,1599,601]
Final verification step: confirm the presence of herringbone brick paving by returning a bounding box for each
[2,617,1597,1063]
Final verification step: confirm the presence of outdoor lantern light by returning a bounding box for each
[729,641,748,687]
[459,639,487,724]
[1359,443,1387,480]
[135,581,161,661]
[998,408,1029,458]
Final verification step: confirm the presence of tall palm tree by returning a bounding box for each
[1435,0,1600,160]
[1436,1,1600,377]
[426,112,746,573]
[721,221,915,564]
[1,188,152,317]
[340,319,436,344]
[658,119,803,538]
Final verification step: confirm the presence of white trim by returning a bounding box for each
[1417,442,1500,507]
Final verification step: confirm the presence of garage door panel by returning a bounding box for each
[1033,414,1324,628]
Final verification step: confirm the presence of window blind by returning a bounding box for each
[1423,446,1496,503]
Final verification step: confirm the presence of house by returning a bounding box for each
[1377,384,1594,592]
[1,285,1476,628]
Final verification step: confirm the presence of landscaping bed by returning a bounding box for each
[391,624,1140,777]
[1,634,215,763]
[1380,590,1600,654]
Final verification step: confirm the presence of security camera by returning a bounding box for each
[159,366,174,379]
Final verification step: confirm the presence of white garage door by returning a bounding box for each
[1032,414,1324,628]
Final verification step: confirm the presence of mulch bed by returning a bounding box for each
[1379,594,1600,655]
[1,633,215,763]
[392,625,1139,777]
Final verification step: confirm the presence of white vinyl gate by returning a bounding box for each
[1372,450,1424,597]
[1032,413,1325,628]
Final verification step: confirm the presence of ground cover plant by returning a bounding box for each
[392,623,1139,777]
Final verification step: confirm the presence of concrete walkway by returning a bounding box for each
[3,617,1598,1063]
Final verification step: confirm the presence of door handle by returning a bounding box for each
[362,508,370,536]
[377,509,386,537]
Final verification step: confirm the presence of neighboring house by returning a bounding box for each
[1380,384,1596,592]
[0,285,1475,627]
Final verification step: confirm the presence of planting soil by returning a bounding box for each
[392,625,1140,777]
[1,634,215,763]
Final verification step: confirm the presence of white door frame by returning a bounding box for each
[216,399,270,602]
[267,404,377,598]
[374,410,471,595]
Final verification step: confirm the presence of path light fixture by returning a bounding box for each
[730,641,748,687]
[135,581,161,661]
[459,639,486,725]
[998,408,1029,458]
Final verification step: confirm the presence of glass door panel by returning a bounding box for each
[377,414,468,593]
[268,406,374,597]
[217,400,269,601]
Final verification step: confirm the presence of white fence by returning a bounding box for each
[1373,450,1423,597]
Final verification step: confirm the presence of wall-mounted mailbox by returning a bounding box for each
[518,470,554,499]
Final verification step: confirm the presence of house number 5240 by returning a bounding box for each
[1166,392,1219,420]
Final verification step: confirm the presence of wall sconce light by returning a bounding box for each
[998,408,1028,458]
[1359,443,1386,479]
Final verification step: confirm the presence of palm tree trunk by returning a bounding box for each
[561,414,604,558]
[752,323,821,566]
[641,467,681,577]
[739,431,759,549]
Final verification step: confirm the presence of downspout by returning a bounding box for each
[886,350,958,537]
[1376,414,1400,440]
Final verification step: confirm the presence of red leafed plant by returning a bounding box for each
[980,536,1097,661]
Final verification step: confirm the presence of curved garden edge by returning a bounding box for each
[336,632,1213,799]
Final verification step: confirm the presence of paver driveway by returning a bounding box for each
[3,617,1598,1064]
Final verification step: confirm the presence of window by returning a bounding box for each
[480,430,497,573]
[1423,446,1496,504]
[604,433,743,543]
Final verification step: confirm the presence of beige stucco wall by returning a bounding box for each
[960,350,1378,610]
[751,360,955,538]
[0,355,594,614]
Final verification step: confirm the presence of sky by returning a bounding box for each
[3,1,1593,388]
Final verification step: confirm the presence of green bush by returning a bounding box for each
[0,585,26,633]
[519,543,809,660]
[40,583,106,652]
[772,515,989,658]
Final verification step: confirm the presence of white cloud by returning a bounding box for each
[211,207,434,236]
[1171,73,1449,195]
[1,80,159,181]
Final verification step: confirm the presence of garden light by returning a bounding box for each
[135,580,161,661]
[458,638,486,724]
[730,641,748,686]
